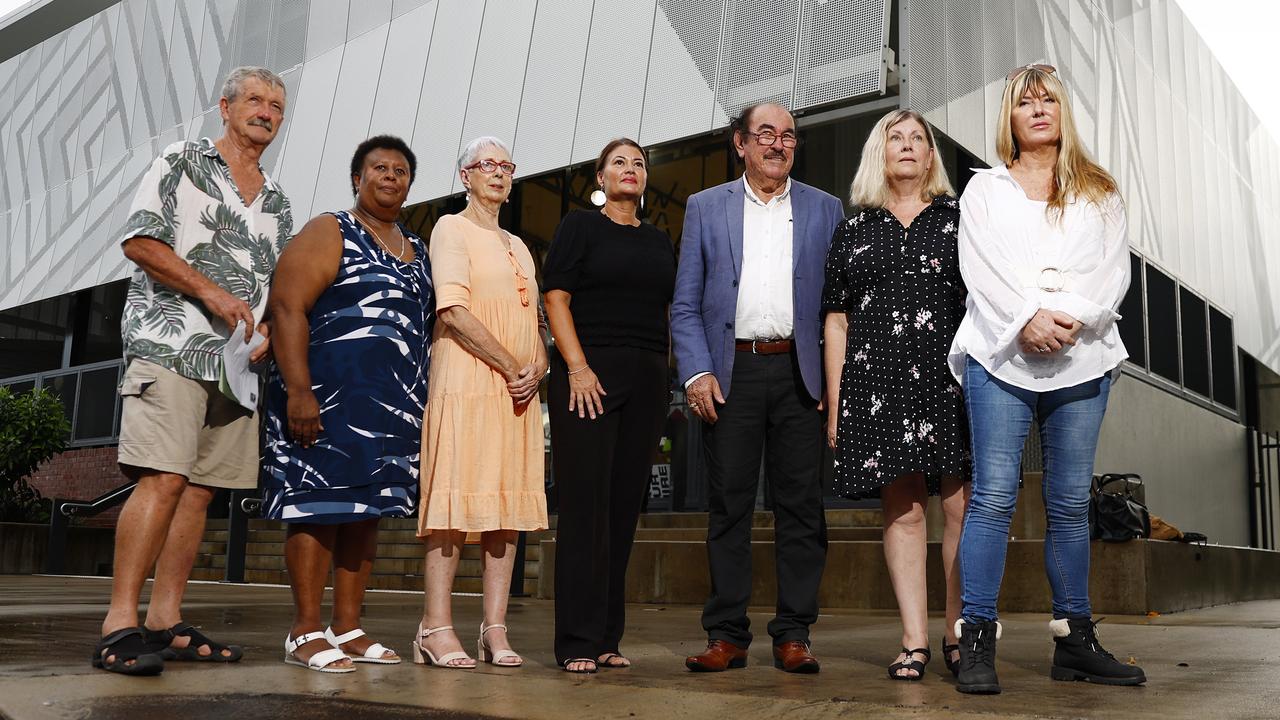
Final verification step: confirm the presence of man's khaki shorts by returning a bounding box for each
[117,358,258,489]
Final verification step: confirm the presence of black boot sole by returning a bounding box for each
[956,682,1002,694]
[1051,665,1146,686]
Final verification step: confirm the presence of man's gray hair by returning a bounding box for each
[221,66,287,103]
[457,136,512,172]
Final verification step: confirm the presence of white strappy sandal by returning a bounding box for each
[478,622,523,667]
[412,624,475,669]
[284,631,354,673]
[324,627,401,665]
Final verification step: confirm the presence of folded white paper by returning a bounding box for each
[220,320,268,412]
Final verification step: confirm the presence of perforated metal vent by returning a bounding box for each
[795,0,887,110]
[717,0,799,117]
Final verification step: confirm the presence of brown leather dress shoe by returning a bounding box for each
[685,640,748,672]
[773,641,820,673]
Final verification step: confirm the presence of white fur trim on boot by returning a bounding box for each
[1049,618,1072,638]
[956,619,1002,639]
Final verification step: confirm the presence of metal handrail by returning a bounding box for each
[44,481,138,575]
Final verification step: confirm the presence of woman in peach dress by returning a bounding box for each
[414,136,548,670]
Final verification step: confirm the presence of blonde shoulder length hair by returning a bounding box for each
[849,109,954,209]
[998,67,1117,220]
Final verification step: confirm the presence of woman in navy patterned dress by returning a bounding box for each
[263,137,432,673]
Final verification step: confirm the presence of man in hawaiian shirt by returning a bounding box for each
[94,67,292,675]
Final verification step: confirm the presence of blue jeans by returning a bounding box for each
[959,356,1112,622]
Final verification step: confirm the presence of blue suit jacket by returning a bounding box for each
[671,177,845,401]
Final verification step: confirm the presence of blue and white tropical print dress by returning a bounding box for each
[262,211,433,523]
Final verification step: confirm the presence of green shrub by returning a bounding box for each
[0,386,71,523]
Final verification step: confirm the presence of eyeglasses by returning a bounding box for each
[1007,63,1057,83]
[742,130,800,149]
[465,159,517,176]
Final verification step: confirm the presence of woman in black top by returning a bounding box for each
[543,138,676,674]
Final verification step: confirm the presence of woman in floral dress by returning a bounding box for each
[821,109,969,681]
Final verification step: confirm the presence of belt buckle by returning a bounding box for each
[1038,267,1065,293]
[752,339,761,354]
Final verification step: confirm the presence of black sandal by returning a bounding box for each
[887,647,931,681]
[942,642,960,678]
[92,627,165,676]
[562,657,598,674]
[597,651,631,668]
[157,622,244,662]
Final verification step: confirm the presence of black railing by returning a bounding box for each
[44,482,138,575]
[1252,429,1279,550]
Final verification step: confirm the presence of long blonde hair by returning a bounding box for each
[849,109,953,209]
[997,67,1117,220]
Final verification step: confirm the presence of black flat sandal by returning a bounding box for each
[158,622,244,662]
[887,647,931,681]
[93,627,165,676]
[562,657,598,674]
[942,642,960,678]
[597,651,631,668]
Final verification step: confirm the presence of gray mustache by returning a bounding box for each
[248,118,273,132]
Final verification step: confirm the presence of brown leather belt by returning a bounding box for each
[734,338,793,355]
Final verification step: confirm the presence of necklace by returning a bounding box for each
[355,210,406,261]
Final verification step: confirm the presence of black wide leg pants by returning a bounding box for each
[550,346,669,664]
[700,349,827,647]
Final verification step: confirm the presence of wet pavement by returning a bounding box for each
[1,575,1278,719]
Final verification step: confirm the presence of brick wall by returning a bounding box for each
[27,445,128,526]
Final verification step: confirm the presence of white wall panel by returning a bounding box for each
[170,0,208,127]
[409,0,483,198]
[50,19,92,190]
[368,2,436,143]
[795,0,888,110]
[25,36,68,203]
[192,0,238,112]
[640,0,721,145]
[980,0,1015,160]
[347,0,391,40]
[905,0,947,129]
[459,1,535,156]
[509,0,592,182]
[73,10,120,178]
[305,0,349,61]
[273,44,343,222]
[572,0,655,164]
[717,0,798,116]
[312,23,388,216]
[944,0,984,154]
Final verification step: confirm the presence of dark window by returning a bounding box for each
[1117,252,1145,368]
[0,295,70,378]
[1145,265,1179,383]
[2,379,35,395]
[40,373,78,438]
[71,281,128,365]
[74,366,121,441]
[1179,288,1210,397]
[1210,307,1237,409]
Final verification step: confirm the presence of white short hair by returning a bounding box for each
[457,136,512,172]
[221,66,286,103]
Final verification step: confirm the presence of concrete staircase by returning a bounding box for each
[192,518,548,594]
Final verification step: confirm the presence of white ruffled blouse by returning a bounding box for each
[947,164,1131,391]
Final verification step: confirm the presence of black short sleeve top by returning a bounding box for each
[541,209,676,353]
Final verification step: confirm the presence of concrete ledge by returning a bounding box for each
[538,537,1280,614]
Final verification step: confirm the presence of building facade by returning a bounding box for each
[2,0,1278,548]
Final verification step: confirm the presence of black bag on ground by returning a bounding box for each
[1089,473,1151,542]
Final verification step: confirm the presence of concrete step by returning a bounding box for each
[636,509,884,529]
[537,537,1280,615]
[634,527,882,541]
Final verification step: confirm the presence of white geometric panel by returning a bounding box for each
[459,0,537,157]
[312,22,389,216]
[347,0,391,40]
[511,0,593,181]
[905,0,948,131]
[639,0,721,145]
[368,1,436,144]
[305,0,349,61]
[409,0,484,199]
[795,0,887,110]
[945,0,985,156]
[572,0,656,165]
[717,0,798,116]
[273,43,344,222]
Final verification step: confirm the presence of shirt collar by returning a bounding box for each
[742,175,792,207]
[199,136,284,197]
[972,164,1016,185]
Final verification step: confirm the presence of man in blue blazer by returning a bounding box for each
[673,103,845,674]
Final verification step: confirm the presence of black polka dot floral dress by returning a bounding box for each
[821,195,969,499]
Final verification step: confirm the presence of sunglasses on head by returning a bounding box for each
[1007,63,1057,83]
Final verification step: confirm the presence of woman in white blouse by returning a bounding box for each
[948,65,1146,695]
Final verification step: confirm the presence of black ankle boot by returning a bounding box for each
[954,619,1002,694]
[1050,618,1146,686]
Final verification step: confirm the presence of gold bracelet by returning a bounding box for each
[567,365,590,376]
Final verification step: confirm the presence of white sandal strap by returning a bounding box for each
[326,627,367,646]
[435,650,471,665]
[285,631,330,653]
[308,647,350,669]
[480,623,507,634]
[362,642,391,659]
[421,625,453,638]
[489,649,521,662]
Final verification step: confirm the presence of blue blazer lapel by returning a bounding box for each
[790,182,806,274]
[725,183,745,280]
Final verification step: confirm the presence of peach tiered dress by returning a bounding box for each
[418,214,548,534]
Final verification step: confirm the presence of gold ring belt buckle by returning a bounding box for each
[1038,267,1065,293]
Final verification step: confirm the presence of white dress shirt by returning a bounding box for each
[947,165,1130,391]
[736,175,794,340]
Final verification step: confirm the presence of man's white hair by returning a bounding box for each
[457,136,512,172]
[221,66,287,103]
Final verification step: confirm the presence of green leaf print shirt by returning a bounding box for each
[119,138,293,382]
